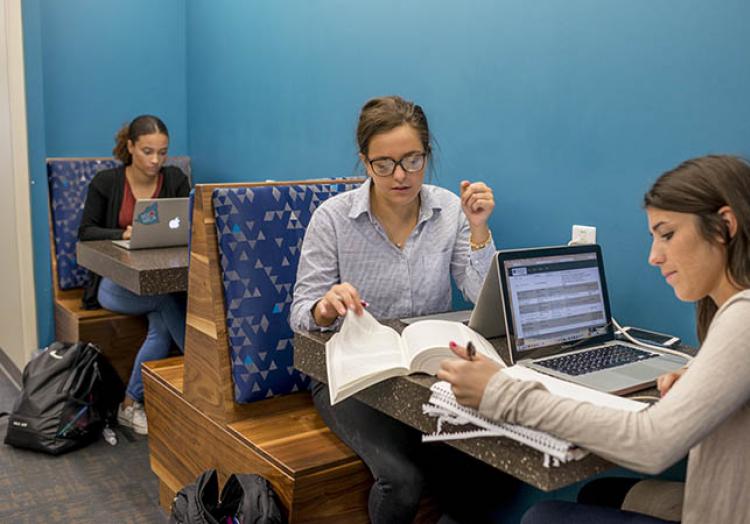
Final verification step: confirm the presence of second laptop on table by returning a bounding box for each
[112,197,190,250]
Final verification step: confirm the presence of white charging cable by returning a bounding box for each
[611,317,693,363]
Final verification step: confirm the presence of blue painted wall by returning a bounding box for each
[23,0,188,346]
[22,0,53,350]
[24,0,750,349]
[186,0,750,348]
[40,0,188,157]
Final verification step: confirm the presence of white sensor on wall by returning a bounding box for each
[569,225,597,245]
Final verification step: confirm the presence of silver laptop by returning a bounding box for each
[498,245,687,395]
[112,198,189,250]
[468,253,507,338]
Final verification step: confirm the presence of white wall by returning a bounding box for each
[0,0,38,373]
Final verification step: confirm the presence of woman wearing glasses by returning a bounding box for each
[291,96,499,523]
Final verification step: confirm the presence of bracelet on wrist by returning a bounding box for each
[470,231,493,251]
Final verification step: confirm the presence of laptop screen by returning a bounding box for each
[499,246,613,359]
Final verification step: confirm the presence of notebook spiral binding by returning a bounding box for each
[422,381,589,468]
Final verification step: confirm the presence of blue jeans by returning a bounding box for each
[97,278,186,402]
[522,501,678,524]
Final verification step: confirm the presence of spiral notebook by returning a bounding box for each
[423,381,588,467]
[422,368,647,467]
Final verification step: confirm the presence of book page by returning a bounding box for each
[402,320,465,374]
[326,309,409,403]
[403,320,504,374]
[502,365,646,412]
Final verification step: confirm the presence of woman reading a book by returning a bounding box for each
[79,115,190,435]
[438,155,750,524]
[290,96,503,523]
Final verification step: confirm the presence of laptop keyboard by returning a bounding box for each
[536,344,657,376]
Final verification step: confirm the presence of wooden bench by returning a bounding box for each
[47,157,191,385]
[143,180,375,522]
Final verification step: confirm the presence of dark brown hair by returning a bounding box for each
[643,155,750,341]
[356,96,432,157]
[113,115,169,165]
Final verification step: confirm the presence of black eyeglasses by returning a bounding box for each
[366,152,427,177]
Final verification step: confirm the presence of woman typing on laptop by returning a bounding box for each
[439,155,750,524]
[290,96,506,523]
[78,115,190,435]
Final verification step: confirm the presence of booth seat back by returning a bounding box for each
[212,182,359,403]
[47,156,192,291]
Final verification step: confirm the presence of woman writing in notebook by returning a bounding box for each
[439,155,750,524]
[79,115,190,435]
[290,96,502,523]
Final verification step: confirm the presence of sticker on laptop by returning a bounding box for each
[136,202,159,225]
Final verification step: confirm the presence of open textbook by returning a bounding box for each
[326,309,504,404]
[423,366,647,467]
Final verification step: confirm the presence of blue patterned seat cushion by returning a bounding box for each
[213,182,360,403]
[47,157,191,291]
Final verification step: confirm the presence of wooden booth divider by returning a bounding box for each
[142,180,375,523]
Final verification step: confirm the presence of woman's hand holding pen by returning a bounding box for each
[437,341,502,409]
[313,282,366,327]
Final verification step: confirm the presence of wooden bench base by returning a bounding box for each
[54,288,147,386]
[143,357,373,523]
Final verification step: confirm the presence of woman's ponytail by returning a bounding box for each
[113,123,132,164]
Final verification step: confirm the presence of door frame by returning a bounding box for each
[1,0,38,372]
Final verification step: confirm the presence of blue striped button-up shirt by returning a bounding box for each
[290,178,496,332]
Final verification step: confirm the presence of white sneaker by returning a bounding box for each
[117,401,149,435]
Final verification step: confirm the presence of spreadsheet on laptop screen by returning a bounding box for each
[504,252,609,353]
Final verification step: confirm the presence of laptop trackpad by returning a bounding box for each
[616,365,662,381]
[622,356,686,377]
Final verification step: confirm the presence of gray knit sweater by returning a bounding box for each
[479,290,750,524]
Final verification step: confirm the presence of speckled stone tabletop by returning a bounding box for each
[294,320,620,492]
[77,240,188,296]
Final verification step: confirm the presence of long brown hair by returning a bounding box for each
[643,155,750,341]
[113,115,169,165]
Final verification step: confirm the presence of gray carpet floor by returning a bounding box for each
[0,362,167,523]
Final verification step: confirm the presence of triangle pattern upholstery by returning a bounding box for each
[212,182,360,403]
[47,157,192,291]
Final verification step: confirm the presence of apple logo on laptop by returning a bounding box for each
[169,217,181,229]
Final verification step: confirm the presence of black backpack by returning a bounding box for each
[169,469,284,524]
[3,341,122,455]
